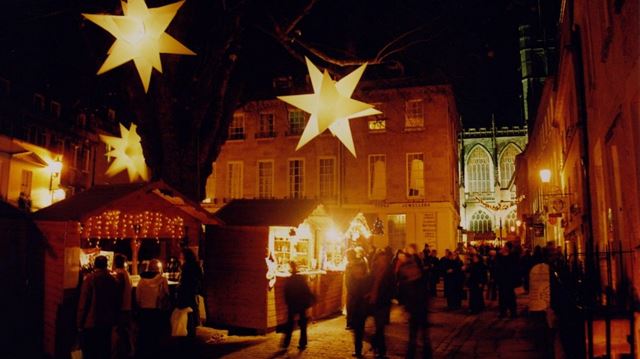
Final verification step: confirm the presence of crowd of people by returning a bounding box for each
[76,248,203,359]
[280,241,561,359]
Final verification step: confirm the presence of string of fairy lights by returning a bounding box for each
[82,210,185,248]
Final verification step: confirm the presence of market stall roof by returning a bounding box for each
[214,199,320,227]
[33,181,219,224]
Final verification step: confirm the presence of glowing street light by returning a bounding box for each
[539,169,551,183]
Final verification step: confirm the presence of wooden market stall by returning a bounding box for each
[205,199,346,333]
[32,181,218,358]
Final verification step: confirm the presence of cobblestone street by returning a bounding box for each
[183,292,551,359]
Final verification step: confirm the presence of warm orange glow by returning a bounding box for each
[539,169,551,183]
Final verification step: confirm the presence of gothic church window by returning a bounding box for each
[467,146,492,193]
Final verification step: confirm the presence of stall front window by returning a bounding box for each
[269,224,313,275]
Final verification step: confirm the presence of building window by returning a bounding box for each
[499,144,520,187]
[288,159,304,198]
[405,99,424,129]
[387,214,406,250]
[20,170,33,197]
[318,157,336,199]
[287,110,306,136]
[467,146,492,193]
[257,160,274,198]
[50,101,61,118]
[77,113,87,128]
[83,148,91,172]
[257,113,275,138]
[368,154,386,199]
[227,162,243,199]
[229,113,245,140]
[407,153,425,198]
[33,93,45,112]
[470,211,492,232]
[505,210,517,231]
[368,103,386,132]
[107,108,116,122]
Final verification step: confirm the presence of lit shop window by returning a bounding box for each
[407,153,424,198]
[387,214,406,250]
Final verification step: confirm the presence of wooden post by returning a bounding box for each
[131,238,140,275]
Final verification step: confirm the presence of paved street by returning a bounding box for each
[178,292,551,359]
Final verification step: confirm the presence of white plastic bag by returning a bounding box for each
[170,307,193,336]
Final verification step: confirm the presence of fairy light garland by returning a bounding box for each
[82,210,185,247]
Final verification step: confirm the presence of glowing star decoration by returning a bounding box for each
[278,58,381,157]
[100,123,150,182]
[83,0,196,92]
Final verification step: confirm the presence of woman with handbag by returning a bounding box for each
[135,259,169,359]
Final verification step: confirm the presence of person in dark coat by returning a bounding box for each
[496,246,518,318]
[282,261,315,350]
[397,252,432,359]
[345,248,358,330]
[443,251,463,309]
[77,255,119,359]
[520,249,534,293]
[367,250,394,358]
[486,250,498,301]
[466,253,487,314]
[426,250,440,296]
[349,258,371,358]
[176,248,203,338]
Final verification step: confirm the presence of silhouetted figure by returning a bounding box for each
[282,262,314,350]
[397,252,432,359]
[496,246,518,318]
[443,251,464,309]
[426,250,440,296]
[77,255,119,359]
[368,250,394,358]
[486,250,498,301]
[349,257,371,358]
[112,254,133,359]
[176,248,203,338]
[466,254,487,314]
[136,259,169,359]
[520,249,533,293]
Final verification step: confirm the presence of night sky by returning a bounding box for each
[0,0,552,128]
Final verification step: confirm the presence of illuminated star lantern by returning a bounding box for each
[100,123,150,182]
[83,0,196,92]
[278,58,381,157]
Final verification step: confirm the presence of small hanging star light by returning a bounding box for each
[278,58,381,157]
[100,123,150,182]
[83,0,196,92]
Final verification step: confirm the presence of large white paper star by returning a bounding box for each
[100,123,150,182]
[278,58,381,157]
[83,0,196,92]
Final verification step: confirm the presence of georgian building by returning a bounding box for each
[205,81,461,254]
[459,123,528,244]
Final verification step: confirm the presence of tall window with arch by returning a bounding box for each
[470,211,492,232]
[466,146,492,193]
[499,144,521,187]
[505,210,517,231]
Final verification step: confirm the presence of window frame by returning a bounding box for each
[406,152,425,198]
[228,113,246,140]
[404,99,424,130]
[227,161,244,199]
[256,159,274,199]
[368,154,387,200]
[318,156,336,200]
[287,158,305,199]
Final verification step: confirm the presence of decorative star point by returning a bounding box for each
[278,58,381,157]
[100,123,150,182]
[83,0,196,92]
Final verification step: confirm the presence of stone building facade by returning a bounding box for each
[206,82,461,254]
[459,124,528,244]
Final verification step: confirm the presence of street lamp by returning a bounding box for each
[539,169,551,183]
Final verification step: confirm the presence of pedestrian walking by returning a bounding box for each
[396,252,432,359]
[349,257,371,358]
[369,249,394,358]
[176,248,204,338]
[282,261,315,350]
[135,259,170,359]
[466,253,487,314]
[496,246,518,318]
[427,250,440,297]
[77,255,119,359]
[112,254,133,359]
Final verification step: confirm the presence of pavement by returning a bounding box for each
[171,292,552,359]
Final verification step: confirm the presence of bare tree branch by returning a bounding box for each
[284,0,320,36]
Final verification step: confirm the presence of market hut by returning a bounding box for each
[205,199,346,333]
[32,181,218,358]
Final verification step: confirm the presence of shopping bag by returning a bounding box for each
[170,307,193,336]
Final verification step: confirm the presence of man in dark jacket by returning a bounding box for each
[368,251,394,358]
[282,261,314,350]
[496,246,518,318]
[77,255,119,359]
